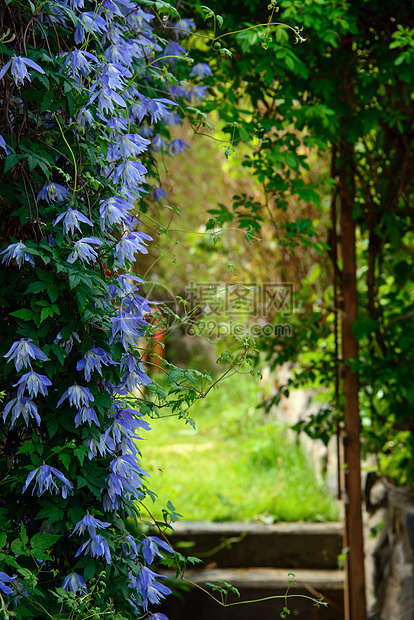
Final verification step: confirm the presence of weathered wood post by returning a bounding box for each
[340,139,367,620]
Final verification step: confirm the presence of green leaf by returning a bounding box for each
[11,538,29,556]
[4,153,19,173]
[69,274,81,289]
[74,445,88,466]
[219,47,233,58]
[16,441,36,456]
[40,306,54,323]
[4,555,19,568]
[47,285,61,303]
[30,533,60,559]
[77,475,104,499]
[66,92,76,116]
[35,72,50,89]
[83,557,97,581]
[201,5,215,19]
[37,269,55,284]
[58,453,71,470]
[167,369,185,384]
[51,344,66,366]
[40,93,53,114]
[36,505,64,525]
[47,417,60,439]
[17,567,38,588]
[20,523,28,545]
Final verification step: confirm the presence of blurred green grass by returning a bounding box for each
[139,372,339,522]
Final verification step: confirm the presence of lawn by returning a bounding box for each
[139,372,339,523]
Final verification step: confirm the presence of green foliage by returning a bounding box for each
[182,0,414,486]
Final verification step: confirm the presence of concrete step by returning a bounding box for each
[160,566,345,620]
[168,521,343,570]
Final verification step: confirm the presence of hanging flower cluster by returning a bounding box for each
[0,0,213,618]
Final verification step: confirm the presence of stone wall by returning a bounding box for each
[262,366,414,620]
[365,479,414,620]
[261,364,339,496]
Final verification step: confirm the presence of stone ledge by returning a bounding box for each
[172,521,343,536]
[164,567,345,592]
[159,567,345,620]
[167,520,344,570]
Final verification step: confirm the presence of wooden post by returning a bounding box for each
[340,141,367,620]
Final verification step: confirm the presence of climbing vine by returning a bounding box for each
[0,0,330,618]
[0,0,212,617]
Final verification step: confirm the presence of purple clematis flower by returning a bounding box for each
[74,12,107,45]
[151,135,167,152]
[76,347,114,381]
[118,367,151,394]
[105,43,133,66]
[105,454,148,507]
[110,312,147,349]
[76,107,94,128]
[62,573,87,595]
[165,111,182,127]
[190,62,213,78]
[67,237,103,264]
[0,572,16,595]
[139,536,174,565]
[75,534,111,564]
[0,135,10,155]
[99,196,134,231]
[4,338,48,371]
[1,242,35,268]
[66,0,85,9]
[94,63,131,91]
[57,384,94,408]
[172,18,196,38]
[131,566,171,611]
[23,464,73,498]
[113,160,147,188]
[0,56,45,86]
[104,409,149,452]
[37,182,70,203]
[189,85,207,101]
[121,534,139,559]
[13,372,52,398]
[168,138,190,155]
[63,50,99,79]
[139,125,153,138]
[54,209,93,235]
[106,116,129,132]
[90,88,127,114]
[102,19,127,45]
[84,433,115,460]
[119,133,150,158]
[131,96,175,125]
[148,98,176,124]
[114,231,152,266]
[169,84,189,99]
[3,397,40,428]
[163,40,187,63]
[153,187,166,201]
[72,514,110,538]
[74,406,99,428]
